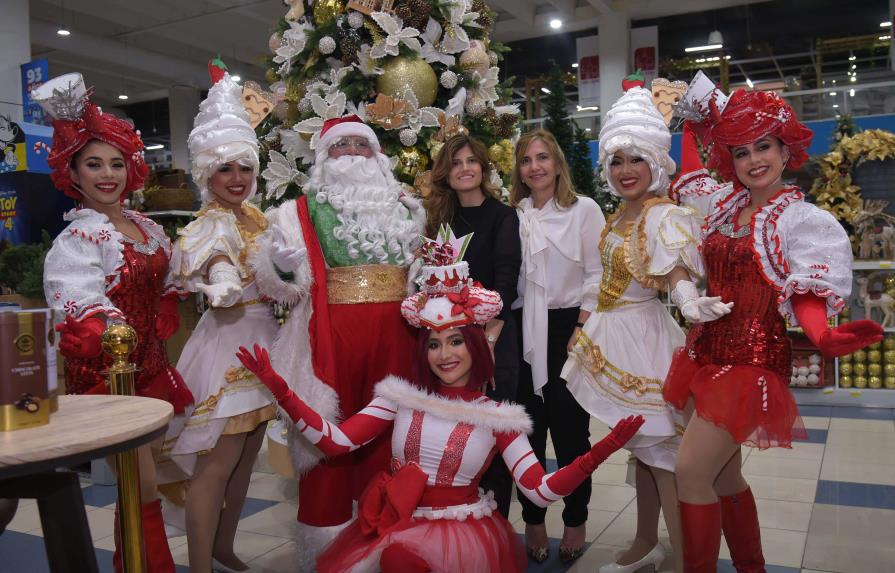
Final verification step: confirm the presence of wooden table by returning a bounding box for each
[0,395,173,573]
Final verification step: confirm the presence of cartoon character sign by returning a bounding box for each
[0,115,26,173]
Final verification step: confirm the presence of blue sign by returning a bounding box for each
[20,59,49,126]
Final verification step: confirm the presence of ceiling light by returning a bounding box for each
[231,74,241,82]
[707,30,723,45]
[685,43,723,53]
[549,18,562,29]
[881,21,892,28]
[851,64,857,70]
[848,53,856,61]
[879,35,891,40]
[832,79,837,84]
[832,104,839,108]
[746,78,754,88]
[850,75,857,82]
[585,128,591,132]
[541,87,551,94]
[117,94,129,100]
[571,63,579,68]
[829,91,837,96]
[145,144,164,151]
[56,27,71,36]
[850,89,855,97]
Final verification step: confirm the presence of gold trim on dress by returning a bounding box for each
[222,404,277,435]
[327,264,408,304]
[597,230,636,312]
[623,196,676,291]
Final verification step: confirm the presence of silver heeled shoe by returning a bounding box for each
[598,543,666,573]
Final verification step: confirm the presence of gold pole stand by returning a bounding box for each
[102,323,146,573]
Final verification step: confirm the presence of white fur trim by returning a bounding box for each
[374,376,533,434]
[318,120,380,155]
[294,519,352,573]
[251,203,313,306]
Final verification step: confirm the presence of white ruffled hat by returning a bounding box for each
[188,73,259,202]
[598,86,675,197]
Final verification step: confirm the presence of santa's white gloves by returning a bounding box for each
[197,261,243,308]
[269,224,307,273]
[671,280,734,323]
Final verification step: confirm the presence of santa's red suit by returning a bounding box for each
[252,117,424,568]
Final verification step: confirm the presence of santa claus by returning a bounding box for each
[252,115,424,569]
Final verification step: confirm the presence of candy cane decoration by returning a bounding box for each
[757,376,769,412]
[33,141,50,155]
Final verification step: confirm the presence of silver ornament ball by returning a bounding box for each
[440,70,458,89]
[347,11,364,29]
[318,36,336,55]
[399,128,418,147]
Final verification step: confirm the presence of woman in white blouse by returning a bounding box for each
[510,129,605,564]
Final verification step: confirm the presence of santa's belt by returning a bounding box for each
[326,264,407,305]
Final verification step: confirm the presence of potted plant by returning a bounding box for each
[0,231,52,308]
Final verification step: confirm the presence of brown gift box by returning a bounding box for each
[0,310,50,431]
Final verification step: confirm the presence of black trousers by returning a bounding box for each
[514,307,592,527]
[479,311,519,518]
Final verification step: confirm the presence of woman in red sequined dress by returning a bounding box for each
[664,74,883,572]
[37,73,192,573]
[235,232,645,573]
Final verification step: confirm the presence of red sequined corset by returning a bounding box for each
[64,241,172,395]
[685,227,791,378]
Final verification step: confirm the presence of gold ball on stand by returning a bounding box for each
[853,363,867,377]
[885,363,895,377]
[840,352,853,363]
[885,350,895,363]
[377,57,438,107]
[884,337,895,350]
[869,341,882,351]
[886,376,895,389]
[869,363,882,376]
[869,349,883,363]
[839,374,854,388]
[869,375,883,389]
[854,375,868,388]
[101,323,138,360]
[839,363,853,376]
[854,350,868,363]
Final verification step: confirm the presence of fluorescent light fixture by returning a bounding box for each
[541,87,551,94]
[879,35,891,40]
[746,78,754,88]
[56,28,71,36]
[881,21,892,28]
[549,18,562,29]
[145,144,164,151]
[848,54,856,61]
[231,74,241,82]
[829,91,837,96]
[685,43,723,53]
[571,63,579,68]
[576,105,599,111]
[832,104,839,108]
[850,89,855,96]
[585,128,591,132]
[117,94,129,100]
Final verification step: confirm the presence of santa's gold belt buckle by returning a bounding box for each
[327,264,407,304]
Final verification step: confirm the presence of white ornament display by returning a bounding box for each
[807,373,820,385]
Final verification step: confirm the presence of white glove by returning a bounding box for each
[270,224,307,273]
[671,280,734,323]
[197,261,243,308]
[398,191,426,229]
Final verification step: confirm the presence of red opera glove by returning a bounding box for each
[155,295,180,341]
[578,415,644,473]
[792,293,883,357]
[236,344,290,401]
[56,315,105,358]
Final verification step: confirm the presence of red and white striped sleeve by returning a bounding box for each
[496,432,590,508]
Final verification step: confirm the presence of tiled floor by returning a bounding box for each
[2,407,894,573]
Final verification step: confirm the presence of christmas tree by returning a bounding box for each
[541,61,574,151]
[254,0,520,210]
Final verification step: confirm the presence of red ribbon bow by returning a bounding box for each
[357,462,428,537]
[446,286,483,322]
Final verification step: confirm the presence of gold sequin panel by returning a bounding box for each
[597,233,635,312]
[327,264,408,305]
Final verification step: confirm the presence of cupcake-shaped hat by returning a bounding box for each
[188,61,259,202]
[401,225,502,331]
[598,84,676,196]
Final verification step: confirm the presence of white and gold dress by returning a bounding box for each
[561,197,702,471]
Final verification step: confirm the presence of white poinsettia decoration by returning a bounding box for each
[439,1,479,53]
[273,19,312,75]
[369,12,421,59]
[262,149,308,200]
[468,66,500,103]
[277,126,315,164]
[399,85,441,133]
[295,91,348,149]
[419,18,457,65]
[355,43,384,76]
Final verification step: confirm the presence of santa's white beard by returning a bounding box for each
[308,155,418,264]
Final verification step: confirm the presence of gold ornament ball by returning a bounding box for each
[869,363,883,376]
[459,45,491,76]
[885,363,895,377]
[313,0,343,26]
[886,376,895,389]
[428,140,444,162]
[869,349,882,363]
[885,349,895,363]
[869,375,883,389]
[839,363,853,376]
[101,323,138,359]
[488,143,505,163]
[885,337,895,350]
[840,352,853,363]
[853,363,867,376]
[854,350,868,363]
[854,375,868,388]
[377,57,438,107]
[265,69,280,84]
[869,341,882,351]
[839,374,854,388]
[396,147,429,180]
[886,274,895,289]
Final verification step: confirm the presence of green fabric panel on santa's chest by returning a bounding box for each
[305,189,407,267]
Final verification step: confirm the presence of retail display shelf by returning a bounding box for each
[791,386,895,407]
[852,260,895,270]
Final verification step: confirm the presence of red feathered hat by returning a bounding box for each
[704,89,813,185]
[33,73,148,201]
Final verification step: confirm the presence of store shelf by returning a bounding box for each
[853,260,895,270]
[791,387,895,407]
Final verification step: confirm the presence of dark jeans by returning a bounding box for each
[478,312,519,518]
[514,307,592,527]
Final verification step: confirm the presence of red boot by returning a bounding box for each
[112,500,175,573]
[720,488,766,573]
[680,501,722,573]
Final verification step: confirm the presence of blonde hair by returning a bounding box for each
[425,134,501,237]
[510,129,578,208]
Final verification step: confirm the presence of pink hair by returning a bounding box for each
[412,326,494,393]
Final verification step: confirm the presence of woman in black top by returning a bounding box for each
[426,134,522,516]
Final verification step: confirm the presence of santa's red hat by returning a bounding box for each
[317,115,380,154]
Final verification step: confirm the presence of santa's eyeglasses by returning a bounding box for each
[331,137,372,151]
